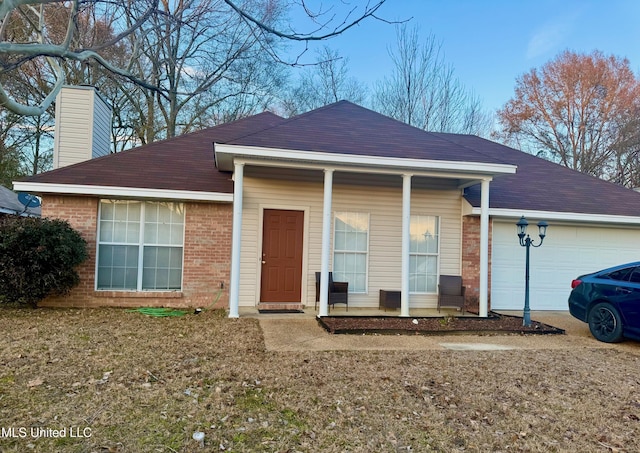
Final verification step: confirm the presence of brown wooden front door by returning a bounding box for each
[260,209,304,303]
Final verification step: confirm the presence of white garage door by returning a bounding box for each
[491,221,640,310]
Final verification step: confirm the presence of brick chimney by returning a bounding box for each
[53,85,112,169]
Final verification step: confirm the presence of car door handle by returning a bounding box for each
[616,287,632,294]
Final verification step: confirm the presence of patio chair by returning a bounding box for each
[315,272,349,312]
[438,275,466,314]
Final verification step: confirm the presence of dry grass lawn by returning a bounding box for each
[0,307,639,452]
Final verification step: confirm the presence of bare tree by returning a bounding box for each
[281,46,366,116]
[0,0,388,118]
[372,25,492,136]
[0,112,24,186]
[496,50,640,184]
[0,1,158,116]
[0,2,131,170]
[129,0,290,140]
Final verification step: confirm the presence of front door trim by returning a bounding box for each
[256,204,310,306]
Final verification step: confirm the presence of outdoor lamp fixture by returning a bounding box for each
[516,216,548,327]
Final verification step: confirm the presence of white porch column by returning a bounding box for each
[479,178,491,317]
[318,168,334,317]
[228,162,245,318]
[401,174,412,317]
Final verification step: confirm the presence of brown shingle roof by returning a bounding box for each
[21,101,640,217]
[439,133,640,217]
[225,101,507,164]
[22,112,286,194]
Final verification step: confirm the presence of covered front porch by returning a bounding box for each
[215,143,516,318]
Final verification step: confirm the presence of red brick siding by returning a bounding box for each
[39,196,232,308]
[461,216,492,313]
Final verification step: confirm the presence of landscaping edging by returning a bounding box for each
[317,312,566,336]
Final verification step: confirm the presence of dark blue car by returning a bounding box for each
[568,261,640,343]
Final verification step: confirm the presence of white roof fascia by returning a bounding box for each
[12,182,233,202]
[470,207,640,226]
[234,157,498,181]
[215,143,517,176]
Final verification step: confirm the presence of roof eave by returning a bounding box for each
[12,181,233,203]
[470,207,640,226]
[214,143,517,177]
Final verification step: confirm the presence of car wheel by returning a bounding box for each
[588,302,624,343]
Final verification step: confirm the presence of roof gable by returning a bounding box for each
[225,101,506,165]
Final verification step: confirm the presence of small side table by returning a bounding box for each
[379,290,401,311]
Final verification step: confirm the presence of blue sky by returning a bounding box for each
[293,0,640,114]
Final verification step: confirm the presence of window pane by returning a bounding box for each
[100,202,114,220]
[114,203,128,221]
[142,246,183,290]
[98,245,113,266]
[169,248,183,267]
[99,221,113,242]
[426,274,437,292]
[171,226,184,245]
[126,223,140,243]
[158,205,171,223]
[125,268,138,289]
[144,222,157,244]
[112,222,127,242]
[356,232,367,251]
[128,203,140,221]
[97,268,112,288]
[409,215,440,294]
[111,267,125,288]
[630,269,640,284]
[97,245,138,290]
[605,268,633,281]
[158,223,171,244]
[168,269,182,289]
[426,256,437,274]
[345,253,355,271]
[146,203,158,222]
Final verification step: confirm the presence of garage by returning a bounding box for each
[491,220,640,311]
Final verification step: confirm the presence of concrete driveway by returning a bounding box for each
[253,310,640,353]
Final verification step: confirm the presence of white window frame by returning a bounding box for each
[96,200,185,291]
[333,212,369,294]
[409,215,440,294]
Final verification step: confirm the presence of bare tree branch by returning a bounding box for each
[223,0,388,41]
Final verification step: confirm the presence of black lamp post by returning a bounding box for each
[516,216,548,327]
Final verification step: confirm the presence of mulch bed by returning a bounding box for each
[317,311,565,335]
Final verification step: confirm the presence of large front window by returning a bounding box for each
[409,215,440,293]
[333,212,369,293]
[97,200,184,291]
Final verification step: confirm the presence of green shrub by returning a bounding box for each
[0,216,88,307]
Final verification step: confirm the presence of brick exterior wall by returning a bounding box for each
[40,195,232,308]
[461,216,492,313]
